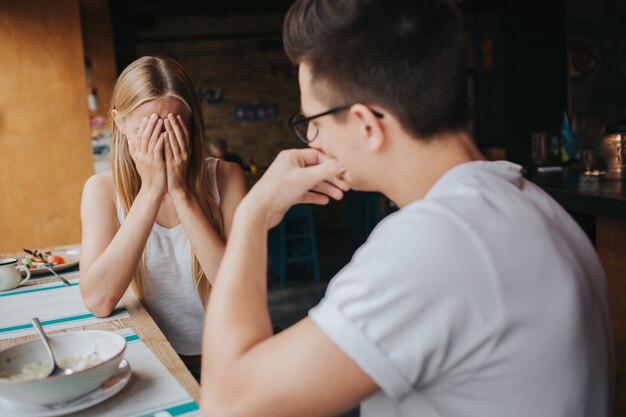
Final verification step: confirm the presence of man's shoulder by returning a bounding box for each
[369,199,471,241]
[350,202,486,274]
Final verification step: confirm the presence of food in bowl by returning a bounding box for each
[0,331,126,406]
[0,352,102,381]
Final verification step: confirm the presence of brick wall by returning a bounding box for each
[113,10,302,167]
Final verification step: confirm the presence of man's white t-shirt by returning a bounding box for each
[310,161,613,417]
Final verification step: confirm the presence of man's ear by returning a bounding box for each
[350,104,385,151]
[111,109,126,135]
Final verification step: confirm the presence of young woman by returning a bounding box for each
[79,56,247,378]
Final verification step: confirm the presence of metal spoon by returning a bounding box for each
[31,317,74,377]
[41,263,71,287]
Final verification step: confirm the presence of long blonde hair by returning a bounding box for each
[110,56,223,307]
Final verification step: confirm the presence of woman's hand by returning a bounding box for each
[164,113,191,199]
[128,113,167,200]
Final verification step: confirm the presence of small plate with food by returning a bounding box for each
[19,248,80,277]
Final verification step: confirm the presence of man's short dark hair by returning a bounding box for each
[283,0,469,140]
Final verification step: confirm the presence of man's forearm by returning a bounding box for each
[203,199,273,372]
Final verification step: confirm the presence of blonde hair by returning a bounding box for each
[110,56,223,307]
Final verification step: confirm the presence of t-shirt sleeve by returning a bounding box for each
[309,207,502,400]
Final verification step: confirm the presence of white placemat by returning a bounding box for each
[0,276,129,340]
[73,328,200,417]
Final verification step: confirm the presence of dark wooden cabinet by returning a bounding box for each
[467,0,568,168]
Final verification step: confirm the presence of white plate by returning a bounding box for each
[19,249,80,277]
[0,359,131,417]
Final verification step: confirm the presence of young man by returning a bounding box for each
[201,1,613,416]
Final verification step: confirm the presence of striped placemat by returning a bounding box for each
[0,328,199,417]
[73,328,200,417]
[0,276,129,340]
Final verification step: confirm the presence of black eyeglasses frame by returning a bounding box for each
[288,104,384,144]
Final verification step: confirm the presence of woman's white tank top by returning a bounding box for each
[116,158,221,355]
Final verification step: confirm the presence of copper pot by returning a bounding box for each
[600,132,626,180]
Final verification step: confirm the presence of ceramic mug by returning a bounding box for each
[0,258,31,291]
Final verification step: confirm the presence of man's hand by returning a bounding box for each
[241,148,349,229]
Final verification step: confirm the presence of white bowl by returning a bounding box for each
[0,331,126,406]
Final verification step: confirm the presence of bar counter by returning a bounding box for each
[530,168,626,416]
[529,169,626,221]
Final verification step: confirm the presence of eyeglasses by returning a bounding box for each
[288,104,384,144]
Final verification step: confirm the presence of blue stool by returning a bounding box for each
[268,205,321,288]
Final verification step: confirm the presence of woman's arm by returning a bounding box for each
[168,161,247,284]
[79,173,163,317]
[164,114,247,284]
[80,114,167,317]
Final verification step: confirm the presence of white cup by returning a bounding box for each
[0,258,31,291]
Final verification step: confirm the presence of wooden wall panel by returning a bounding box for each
[79,0,117,117]
[0,0,93,253]
[596,217,626,416]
